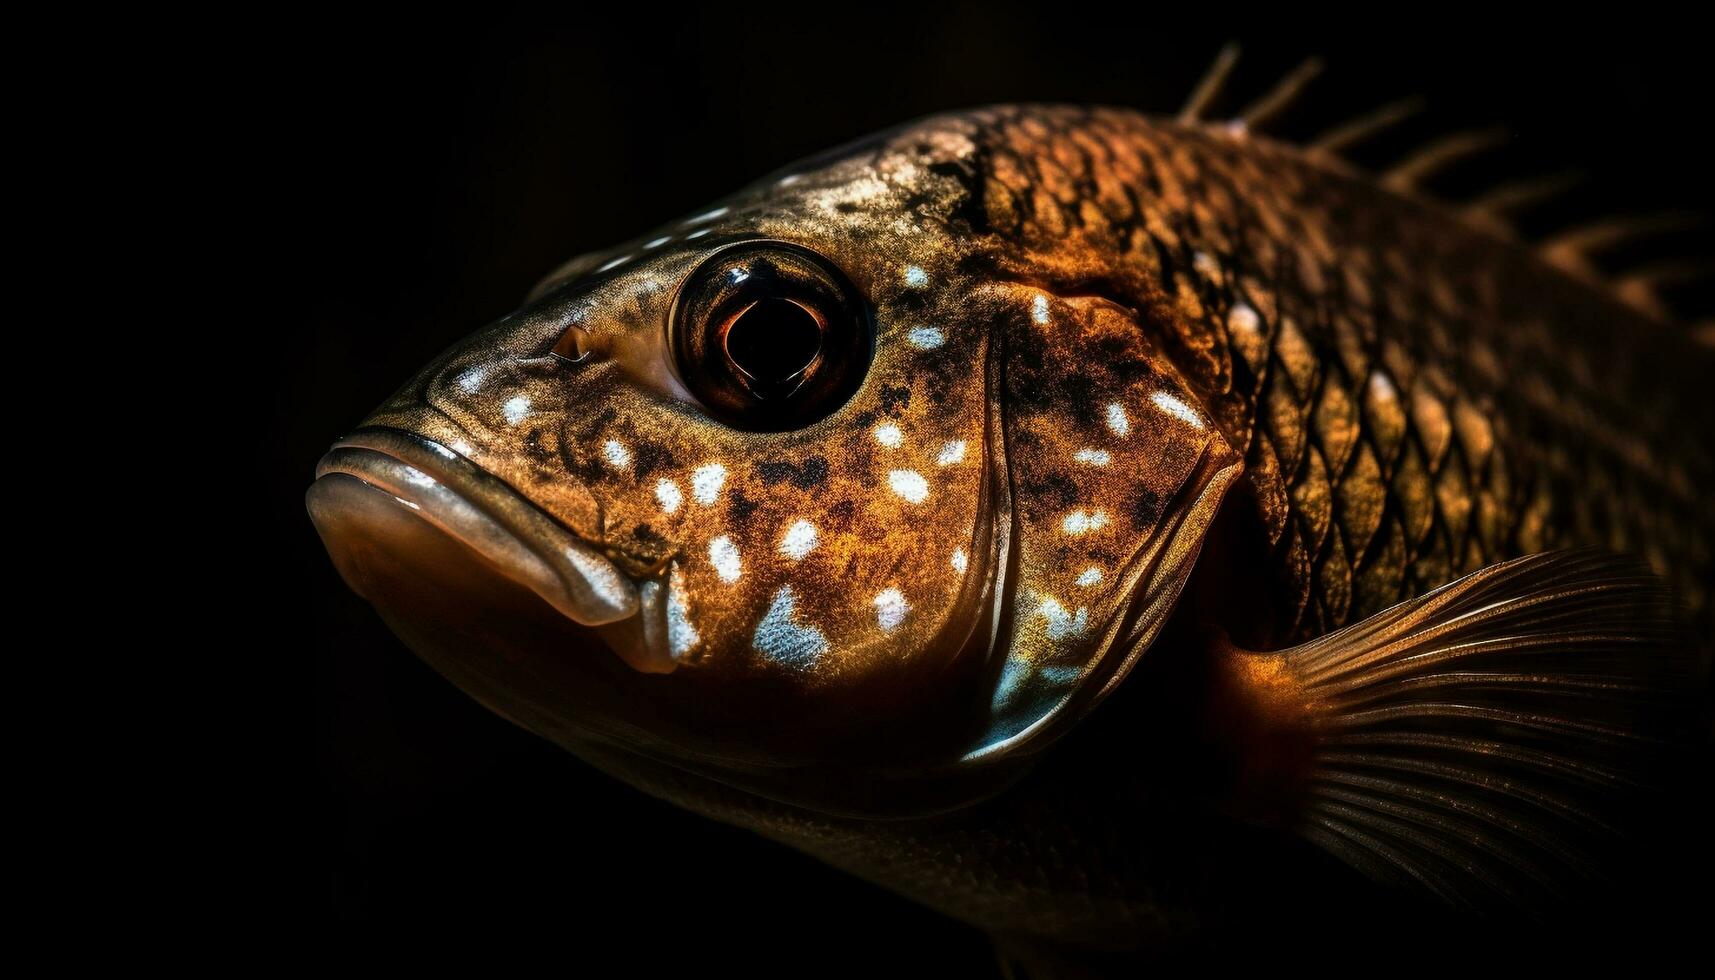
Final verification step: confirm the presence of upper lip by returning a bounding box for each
[313,427,641,626]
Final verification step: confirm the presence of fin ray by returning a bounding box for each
[1312,782,1573,892]
[1222,550,1696,910]
[1237,56,1325,130]
[1178,42,1240,123]
[1308,97,1426,154]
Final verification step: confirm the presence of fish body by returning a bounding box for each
[309,104,1709,955]
[950,107,1713,641]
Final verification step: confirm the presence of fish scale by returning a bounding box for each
[954,105,1712,643]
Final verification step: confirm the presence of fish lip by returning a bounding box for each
[310,426,641,627]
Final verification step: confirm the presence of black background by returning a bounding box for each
[258,5,1711,969]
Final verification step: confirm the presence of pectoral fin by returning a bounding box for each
[1209,550,1700,909]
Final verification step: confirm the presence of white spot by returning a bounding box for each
[688,206,729,225]
[777,174,802,186]
[727,266,750,284]
[780,519,819,560]
[951,548,969,573]
[665,564,699,658]
[455,367,487,393]
[888,469,930,504]
[391,495,421,511]
[602,439,632,469]
[1073,448,1112,466]
[595,255,631,273]
[448,439,475,457]
[1038,597,1089,640]
[655,479,683,514]
[1061,509,1109,535]
[502,396,531,425]
[1229,302,1261,336]
[873,423,904,448]
[936,440,967,466]
[709,536,742,583]
[753,586,828,667]
[1076,567,1103,587]
[904,265,928,288]
[907,327,945,349]
[427,442,457,460]
[1223,119,1249,139]
[1105,402,1130,437]
[873,588,909,632]
[686,228,712,240]
[1150,390,1205,429]
[1369,370,1399,403]
[692,463,727,505]
[1032,294,1050,325]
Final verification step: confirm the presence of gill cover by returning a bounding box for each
[969,290,1242,761]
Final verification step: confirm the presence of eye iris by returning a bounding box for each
[724,298,823,395]
[671,241,871,431]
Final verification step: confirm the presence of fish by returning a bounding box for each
[308,60,1711,965]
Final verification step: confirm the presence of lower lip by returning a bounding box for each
[308,429,639,627]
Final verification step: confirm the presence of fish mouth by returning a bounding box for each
[307,428,685,670]
[306,428,1028,813]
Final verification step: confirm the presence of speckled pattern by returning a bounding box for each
[317,104,1711,945]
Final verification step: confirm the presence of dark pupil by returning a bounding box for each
[725,297,822,393]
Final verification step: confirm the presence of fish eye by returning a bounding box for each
[670,241,871,430]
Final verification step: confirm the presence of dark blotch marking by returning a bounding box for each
[1094,333,1151,378]
[729,488,759,526]
[1133,488,1164,529]
[631,523,668,548]
[1058,375,1101,427]
[579,405,621,439]
[929,156,993,238]
[522,428,552,462]
[879,385,913,414]
[560,447,606,484]
[798,457,830,488]
[561,408,619,482]
[632,442,676,480]
[757,457,830,490]
[1150,237,1179,295]
[1028,472,1080,509]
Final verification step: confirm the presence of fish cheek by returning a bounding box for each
[670,417,986,683]
[607,327,992,734]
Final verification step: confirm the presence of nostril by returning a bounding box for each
[552,325,597,364]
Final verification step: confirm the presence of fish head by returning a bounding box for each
[308,113,1242,814]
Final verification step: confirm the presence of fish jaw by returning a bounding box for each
[303,427,1019,805]
[304,442,695,763]
[307,427,692,673]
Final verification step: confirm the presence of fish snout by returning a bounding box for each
[307,428,640,631]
